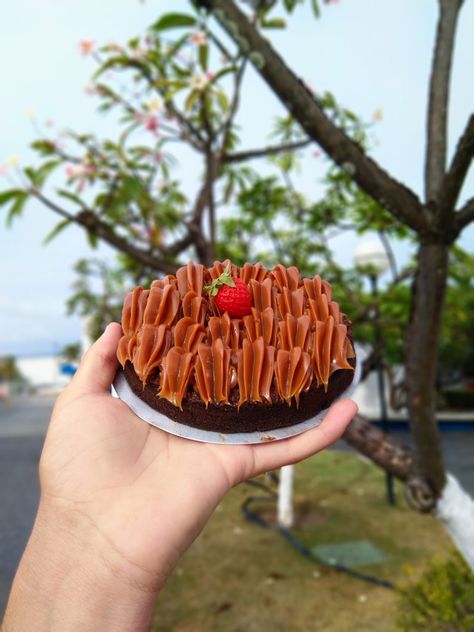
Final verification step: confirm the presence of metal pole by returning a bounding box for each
[370,274,396,506]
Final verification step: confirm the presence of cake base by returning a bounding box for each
[123,358,356,435]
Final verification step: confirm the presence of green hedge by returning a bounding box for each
[443,389,474,410]
[397,549,474,631]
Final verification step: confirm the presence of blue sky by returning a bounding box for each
[0,0,473,356]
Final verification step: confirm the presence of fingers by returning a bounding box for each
[250,399,358,476]
[70,322,123,395]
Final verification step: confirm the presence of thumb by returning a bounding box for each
[70,322,123,395]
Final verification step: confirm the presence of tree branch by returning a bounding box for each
[377,230,398,281]
[439,114,474,213]
[32,190,178,275]
[454,196,474,233]
[425,0,464,202]
[198,0,426,234]
[223,139,311,163]
[216,57,247,145]
[343,415,437,512]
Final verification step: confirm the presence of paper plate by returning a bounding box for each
[113,345,362,445]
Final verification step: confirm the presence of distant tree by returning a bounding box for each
[60,342,82,363]
[0,356,25,383]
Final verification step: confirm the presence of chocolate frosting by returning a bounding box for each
[117,261,355,409]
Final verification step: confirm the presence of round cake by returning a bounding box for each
[117,260,356,434]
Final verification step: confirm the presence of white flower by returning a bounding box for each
[145,97,162,113]
[190,74,209,91]
[7,155,20,167]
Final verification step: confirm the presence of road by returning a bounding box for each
[0,397,473,616]
[0,396,52,616]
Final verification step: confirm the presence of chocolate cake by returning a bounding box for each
[117,261,356,434]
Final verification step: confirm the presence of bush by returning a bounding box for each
[443,389,474,410]
[397,549,474,631]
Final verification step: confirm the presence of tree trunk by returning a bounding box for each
[405,241,449,499]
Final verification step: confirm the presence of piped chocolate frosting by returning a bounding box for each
[117,261,355,417]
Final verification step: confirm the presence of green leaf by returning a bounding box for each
[58,190,86,206]
[209,66,237,85]
[283,0,298,11]
[152,13,197,31]
[5,192,28,227]
[35,160,61,188]
[0,189,25,206]
[93,56,151,82]
[220,276,235,287]
[163,33,189,60]
[216,90,229,112]
[24,161,60,188]
[31,140,57,156]
[184,88,201,111]
[311,0,321,17]
[128,36,140,50]
[198,44,209,71]
[43,218,72,244]
[86,231,98,249]
[261,18,287,29]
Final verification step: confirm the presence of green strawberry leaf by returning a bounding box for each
[220,277,235,287]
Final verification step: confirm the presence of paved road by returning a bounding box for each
[0,397,52,616]
[0,398,473,616]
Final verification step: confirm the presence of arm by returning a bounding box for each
[2,323,357,632]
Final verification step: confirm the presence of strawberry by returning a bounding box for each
[204,264,252,318]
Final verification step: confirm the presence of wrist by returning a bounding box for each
[3,498,159,632]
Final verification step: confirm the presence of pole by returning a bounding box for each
[370,274,396,506]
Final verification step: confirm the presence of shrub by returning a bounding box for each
[397,549,474,631]
[442,389,474,410]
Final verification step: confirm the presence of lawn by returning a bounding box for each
[150,450,451,632]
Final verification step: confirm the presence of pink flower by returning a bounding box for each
[144,114,159,132]
[108,42,123,52]
[45,119,54,128]
[83,84,98,96]
[65,164,78,178]
[154,152,163,163]
[79,40,96,56]
[372,108,383,122]
[205,71,215,82]
[189,32,207,46]
[312,150,321,158]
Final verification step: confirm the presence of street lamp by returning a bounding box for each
[354,239,396,506]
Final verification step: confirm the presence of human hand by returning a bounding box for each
[3,323,357,632]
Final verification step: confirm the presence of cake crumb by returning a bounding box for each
[219,433,227,441]
[260,435,276,442]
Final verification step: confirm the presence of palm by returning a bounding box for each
[38,324,356,588]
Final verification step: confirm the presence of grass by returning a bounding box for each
[150,450,451,632]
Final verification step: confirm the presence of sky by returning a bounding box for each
[0,0,473,356]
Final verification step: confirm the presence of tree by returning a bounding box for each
[60,342,81,363]
[0,356,24,383]
[1,1,473,565]
[195,0,474,564]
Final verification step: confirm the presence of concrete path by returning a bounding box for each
[0,397,473,617]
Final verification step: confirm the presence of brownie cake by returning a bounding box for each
[117,261,356,434]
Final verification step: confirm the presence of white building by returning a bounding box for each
[15,355,74,393]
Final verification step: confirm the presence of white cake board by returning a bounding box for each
[113,346,362,445]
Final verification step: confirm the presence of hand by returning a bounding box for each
[3,323,357,632]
